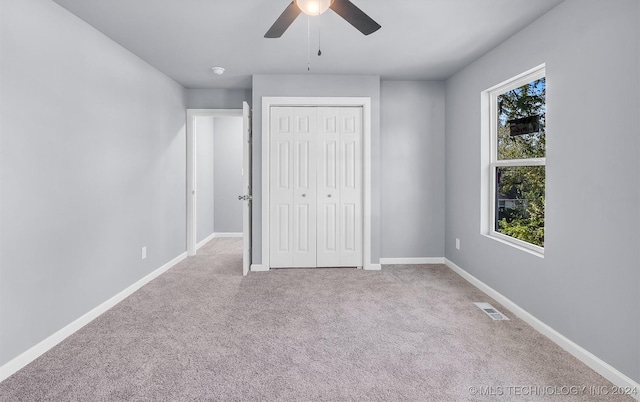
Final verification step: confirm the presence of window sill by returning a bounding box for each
[482,233,544,259]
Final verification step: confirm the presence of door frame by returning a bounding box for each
[186,108,243,256]
[261,97,377,270]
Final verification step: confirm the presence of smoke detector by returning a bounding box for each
[211,66,225,75]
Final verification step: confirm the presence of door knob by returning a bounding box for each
[327,194,332,198]
[301,194,306,197]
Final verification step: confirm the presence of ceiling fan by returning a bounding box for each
[265,0,381,38]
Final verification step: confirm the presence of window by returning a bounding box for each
[487,66,546,254]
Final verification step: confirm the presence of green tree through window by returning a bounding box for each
[495,77,546,247]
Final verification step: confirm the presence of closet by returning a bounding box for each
[269,106,363,268]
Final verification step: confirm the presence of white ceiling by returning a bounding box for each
[52,0,565,89]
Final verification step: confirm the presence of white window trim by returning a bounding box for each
[483,64,546,256]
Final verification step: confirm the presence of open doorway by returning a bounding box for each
[186,105,251,275]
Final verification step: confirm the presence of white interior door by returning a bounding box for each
[269,107,293,267]
[269,106,361,268]
[269,107,317,268]
[241,101,252,276]
[317,107,362,267]
[335,107,363,267]
[316,108,341,267]
[292,108,317,267]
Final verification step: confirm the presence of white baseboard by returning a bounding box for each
[250,264,268,272]
[445,258,640,398]
[364,263,382,271]
[196,232,243,250]
[214,232,243,238]
[380,257,445,265]
[196,233,216,250]
[0,252,188,383]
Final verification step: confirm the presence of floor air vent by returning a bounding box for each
[474,302,509,320]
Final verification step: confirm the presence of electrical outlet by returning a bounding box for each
[141,246,147,260]
[455,238,460,250]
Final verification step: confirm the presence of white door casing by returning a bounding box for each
[268,105,363,268]
[186,108,251,276]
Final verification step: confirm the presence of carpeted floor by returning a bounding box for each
[0,238,633,401]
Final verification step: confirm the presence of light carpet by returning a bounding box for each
[0,238,632,401]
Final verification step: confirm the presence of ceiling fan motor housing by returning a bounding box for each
[295,0,334,16]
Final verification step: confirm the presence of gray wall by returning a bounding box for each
[214,117,243,234]
[251,74,381,265]
[195,116,243,243]
[445,0,639,382]
[1,0,187,366]
[381,81,445,259]
[186,89,251,109]
[196,116,215,243]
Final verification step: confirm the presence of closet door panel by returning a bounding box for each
[317,108,341,267]
[269,107,295,267]
[338,107,363,266]
[291,108,317,267]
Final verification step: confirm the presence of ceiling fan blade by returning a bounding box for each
[265,1,302,38]
[330,0,381,35]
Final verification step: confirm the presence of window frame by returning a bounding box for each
[487,65,546,255]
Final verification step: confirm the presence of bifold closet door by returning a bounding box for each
[316,107,363,267]
[269,107,317,268]
[269,106,362,268]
